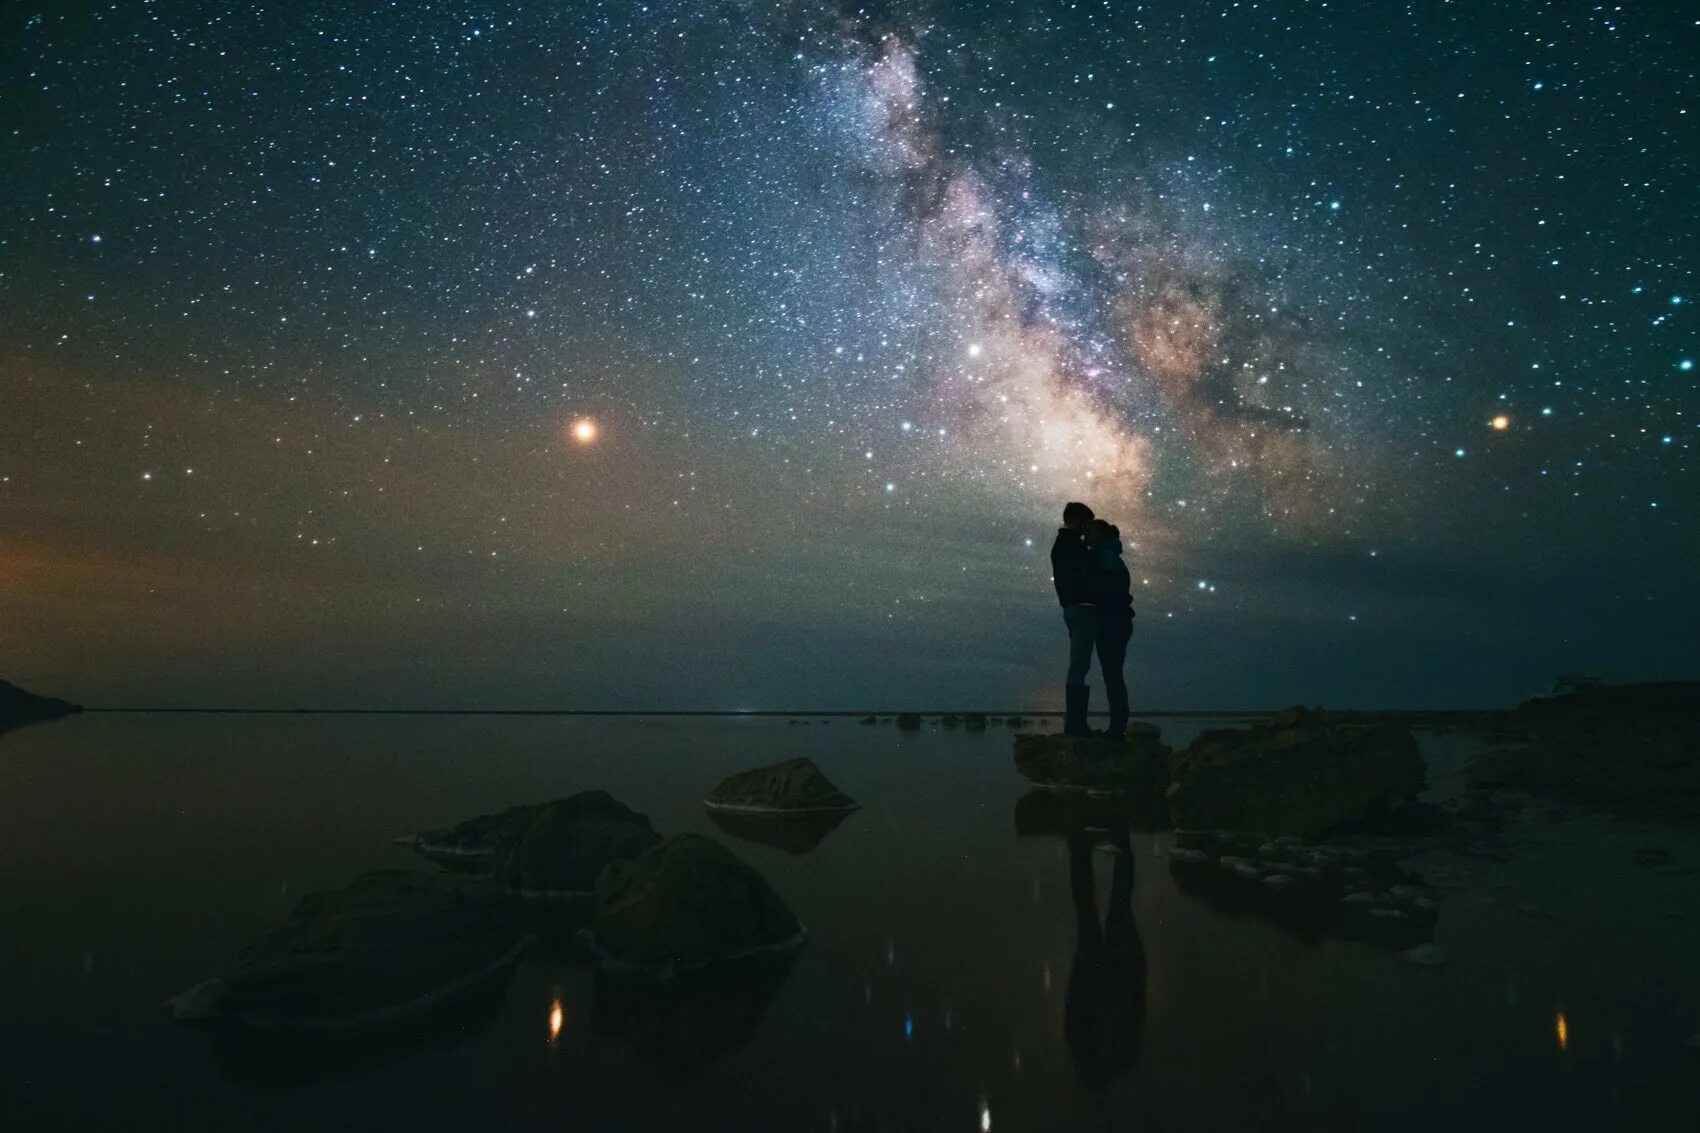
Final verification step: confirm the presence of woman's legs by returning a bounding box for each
[1096,627,1129,739]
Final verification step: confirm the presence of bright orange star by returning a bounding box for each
[571,418,599,444]
[1490,414,1510,431]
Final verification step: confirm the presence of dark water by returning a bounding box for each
[1,714,1696,1130]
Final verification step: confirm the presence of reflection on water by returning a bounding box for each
[1061,818,1146,1090]
[704,806,853,854]
[1,713,1697,1129]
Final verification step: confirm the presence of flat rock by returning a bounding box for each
[170,871,527,1030]
[703,757,858,815]
[492,791,660,901]
[706,806,853,855]
[1012,725,1170,791]
[1166,708,1423,838]
[586,834,804,975]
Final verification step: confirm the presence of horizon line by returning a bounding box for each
[79,706,1494,718]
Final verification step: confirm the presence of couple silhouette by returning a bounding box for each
[1050,501,1134,740]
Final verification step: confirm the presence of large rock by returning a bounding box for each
[170,871,527,1030]
[1013,724,1171,791]
[1166,708,1423,837]
[0,679,80,734]
[587,834,804,975]
[1469,682,1700,822]
[703,757,858,815]
[492,791,660,900]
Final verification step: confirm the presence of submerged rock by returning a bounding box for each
[702,757,858,815]
[1012,725,1171,792]
[0,679,81,734]
[1166,708,1423,837]
[1399,943,1449,968]
[492,791,660,901]
[171,871,527,1030]
[1469,682,1700,823]
[587,834,804,975]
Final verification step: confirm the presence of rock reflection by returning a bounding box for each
[706,806,854,854]
[1062,821,1148,1090]
[589,952,797,1081]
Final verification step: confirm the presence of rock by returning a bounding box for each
[404,801,550,869]
[1399,943,1449,967]
[1342,891,1378,905]
[1468,682,1700,823]
[170,871,527,1029]
[1166,710,1423,837]
[586,834,804,975]
[703,757,858,815]
[941,714,961,728]
[964,713,988,732]
[1006,716,1029,727]
[896,713,922,731]
[1012,725,1171,791]
[1369,907,1409,919]
[859,716,877,725]
[492,791,660,901]
[0,679,81,734]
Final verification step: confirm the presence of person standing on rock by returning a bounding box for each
[1086,519,1134,743]
[1052,501,1099,736]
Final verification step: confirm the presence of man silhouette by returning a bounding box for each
[1051,501,1098,736]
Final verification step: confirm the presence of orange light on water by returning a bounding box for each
[1555,1011,1568,1050]
[549,999,564,1042]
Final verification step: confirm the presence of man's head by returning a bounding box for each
[1062,501,1094,531]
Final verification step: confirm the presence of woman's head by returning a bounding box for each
[1086,518,1119,545]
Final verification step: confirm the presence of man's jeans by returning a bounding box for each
[1063,604,1100,687]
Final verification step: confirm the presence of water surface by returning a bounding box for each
[1,714,1695,1130]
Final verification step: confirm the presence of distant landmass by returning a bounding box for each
[0,680,82,734]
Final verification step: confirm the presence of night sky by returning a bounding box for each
[2,1,1695,710]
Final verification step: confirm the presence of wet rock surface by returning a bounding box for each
[1469,682,1700,823]
[171,871,528,1030]
[587,834,804,974]
[1167,707,1423,838]
[0,679,81,734]
[404,801,546,869]
[703,757,858,814]
[492,791,661,901]
[1013,724,1171,791]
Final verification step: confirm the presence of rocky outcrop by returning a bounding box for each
[170,871,528,1030]
[1166,708,1422,837]
[492,791,660,901]
[1469,682,1700,823]
[586,834,804,975]
[702,757,858,815]
[1013,724,1170,792]
[0,679,81,734]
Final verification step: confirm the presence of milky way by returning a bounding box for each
[1,1,1694,708]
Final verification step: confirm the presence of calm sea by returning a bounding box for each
[0,713,1695,1130]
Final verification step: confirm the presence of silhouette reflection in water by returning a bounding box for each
[1062,820,1148,1090]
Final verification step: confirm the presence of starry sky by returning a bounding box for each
[2,1,1695,710]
